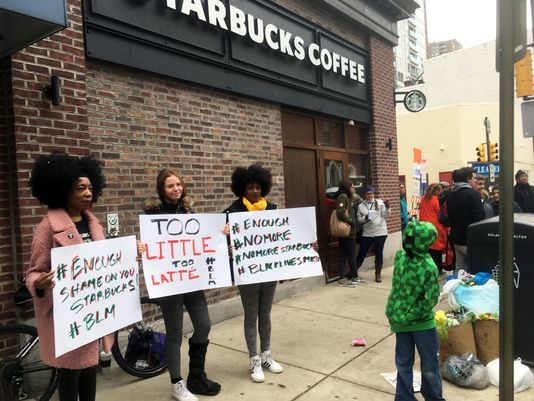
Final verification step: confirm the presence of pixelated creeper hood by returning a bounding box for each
[402,220,437,258]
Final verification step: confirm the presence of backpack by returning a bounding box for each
[125,326,153,368]
[148,331,167,366]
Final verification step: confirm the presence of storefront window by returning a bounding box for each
[324,159,343,198]
[316,120,343,147]
[348,154,368,196]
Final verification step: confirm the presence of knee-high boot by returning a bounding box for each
[187,339,221,396]
[375,263,382,283]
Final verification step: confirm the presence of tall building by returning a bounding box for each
[394,0,426,87]
[427,39,463,59]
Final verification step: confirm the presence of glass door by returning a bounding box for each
[319,151,347,281]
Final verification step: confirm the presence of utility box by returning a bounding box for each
[466,214,534,366]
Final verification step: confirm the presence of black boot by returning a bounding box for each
[375,263,382,283]
[187,339,221,396]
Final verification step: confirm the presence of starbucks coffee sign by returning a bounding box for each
[166,0,366,84]
[84,0,371,121]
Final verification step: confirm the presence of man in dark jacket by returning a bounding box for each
[514,170,534,213]
[446,167,485,272]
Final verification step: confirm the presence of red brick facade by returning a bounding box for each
[368,36,401,233]
[0,0,401,325]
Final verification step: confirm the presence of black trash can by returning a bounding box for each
[466,213,534,366]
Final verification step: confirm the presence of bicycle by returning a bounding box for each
[0,291,167,401]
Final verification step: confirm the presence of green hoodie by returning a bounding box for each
[385,220,439,333]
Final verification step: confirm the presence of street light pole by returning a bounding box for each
[497,0,518,399]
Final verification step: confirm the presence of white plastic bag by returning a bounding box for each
[486,358,534,393]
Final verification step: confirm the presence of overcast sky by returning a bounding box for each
[425,0,532,49]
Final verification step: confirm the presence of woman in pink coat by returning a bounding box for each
[26,152,113,401]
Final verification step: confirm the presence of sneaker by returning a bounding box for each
[250,355,265,383]
[171,380,199,401]
[351,277,367,285]
[260,350,283,373]
[337,278,355,288]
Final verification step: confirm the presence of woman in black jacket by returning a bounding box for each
[335,180,360,287]
[143,169,220,401]
[223,164,283,384]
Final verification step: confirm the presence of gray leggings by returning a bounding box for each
[158,290,211,379]
[238,281,277,357]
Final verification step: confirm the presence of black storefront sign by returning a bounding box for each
[84,0,371,122]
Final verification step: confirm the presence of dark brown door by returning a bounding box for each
[319,150,347,281]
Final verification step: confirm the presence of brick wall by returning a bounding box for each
[1,1,399,320]
[0,58,17,325]
[86,62,285,302]
[368,36,401,233]
[8,0,91,287]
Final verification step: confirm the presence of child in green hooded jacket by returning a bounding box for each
[385,220,446,401]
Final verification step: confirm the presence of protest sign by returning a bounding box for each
[52,235,141,357]
[139,213,232,298]
[228,207,322,285]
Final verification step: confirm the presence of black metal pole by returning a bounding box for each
[497,0,515,399]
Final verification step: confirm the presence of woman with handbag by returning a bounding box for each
[335,180,360,287]
[356,186,391,283]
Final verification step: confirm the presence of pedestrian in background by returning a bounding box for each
[445,167,485,272]
[356,186,390,283]
[223,164,284,383]
[418,183,448,274]
[334,180,360,287]
[475,175,486,195]
[399,183,409,231]
[485,184,522,217]
[514,170,534,213]
[144,168,221,401]
[385,220,445,401]
[26,152,116,401]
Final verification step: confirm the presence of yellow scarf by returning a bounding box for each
[242,197,267,211]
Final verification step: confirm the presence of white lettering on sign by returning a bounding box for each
[165,0,366,83]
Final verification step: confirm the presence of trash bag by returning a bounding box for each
[441,352,490,389]
[486,358,534,393]
[453,284,499,315]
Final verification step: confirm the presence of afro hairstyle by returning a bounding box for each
[230,164,272,198]
[29,152,106,209]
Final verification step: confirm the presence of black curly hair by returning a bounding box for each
[29,152,106,209]
[230,164,272,198]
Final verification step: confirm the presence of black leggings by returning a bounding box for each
[57,366,97,401]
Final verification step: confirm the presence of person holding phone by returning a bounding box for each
[356,186,391,283]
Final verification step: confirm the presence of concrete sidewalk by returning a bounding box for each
[94,267,534,401]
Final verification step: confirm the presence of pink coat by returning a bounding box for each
[25,209,114,369]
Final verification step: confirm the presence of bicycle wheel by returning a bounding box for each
[0,324,58,401]
[112,297,167,378]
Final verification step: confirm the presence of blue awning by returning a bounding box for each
[0,0,68,58]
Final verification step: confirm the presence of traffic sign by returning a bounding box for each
[472,162,500,177]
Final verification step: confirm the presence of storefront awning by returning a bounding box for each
[0,0,68,58]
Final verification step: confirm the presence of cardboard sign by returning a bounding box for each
[52,236,141,357]
[228,207,323,285]
[139,214,232,298]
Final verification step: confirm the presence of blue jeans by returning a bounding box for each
[338,236,356,279]
[395,329,445,401]
[356,235,387,266]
